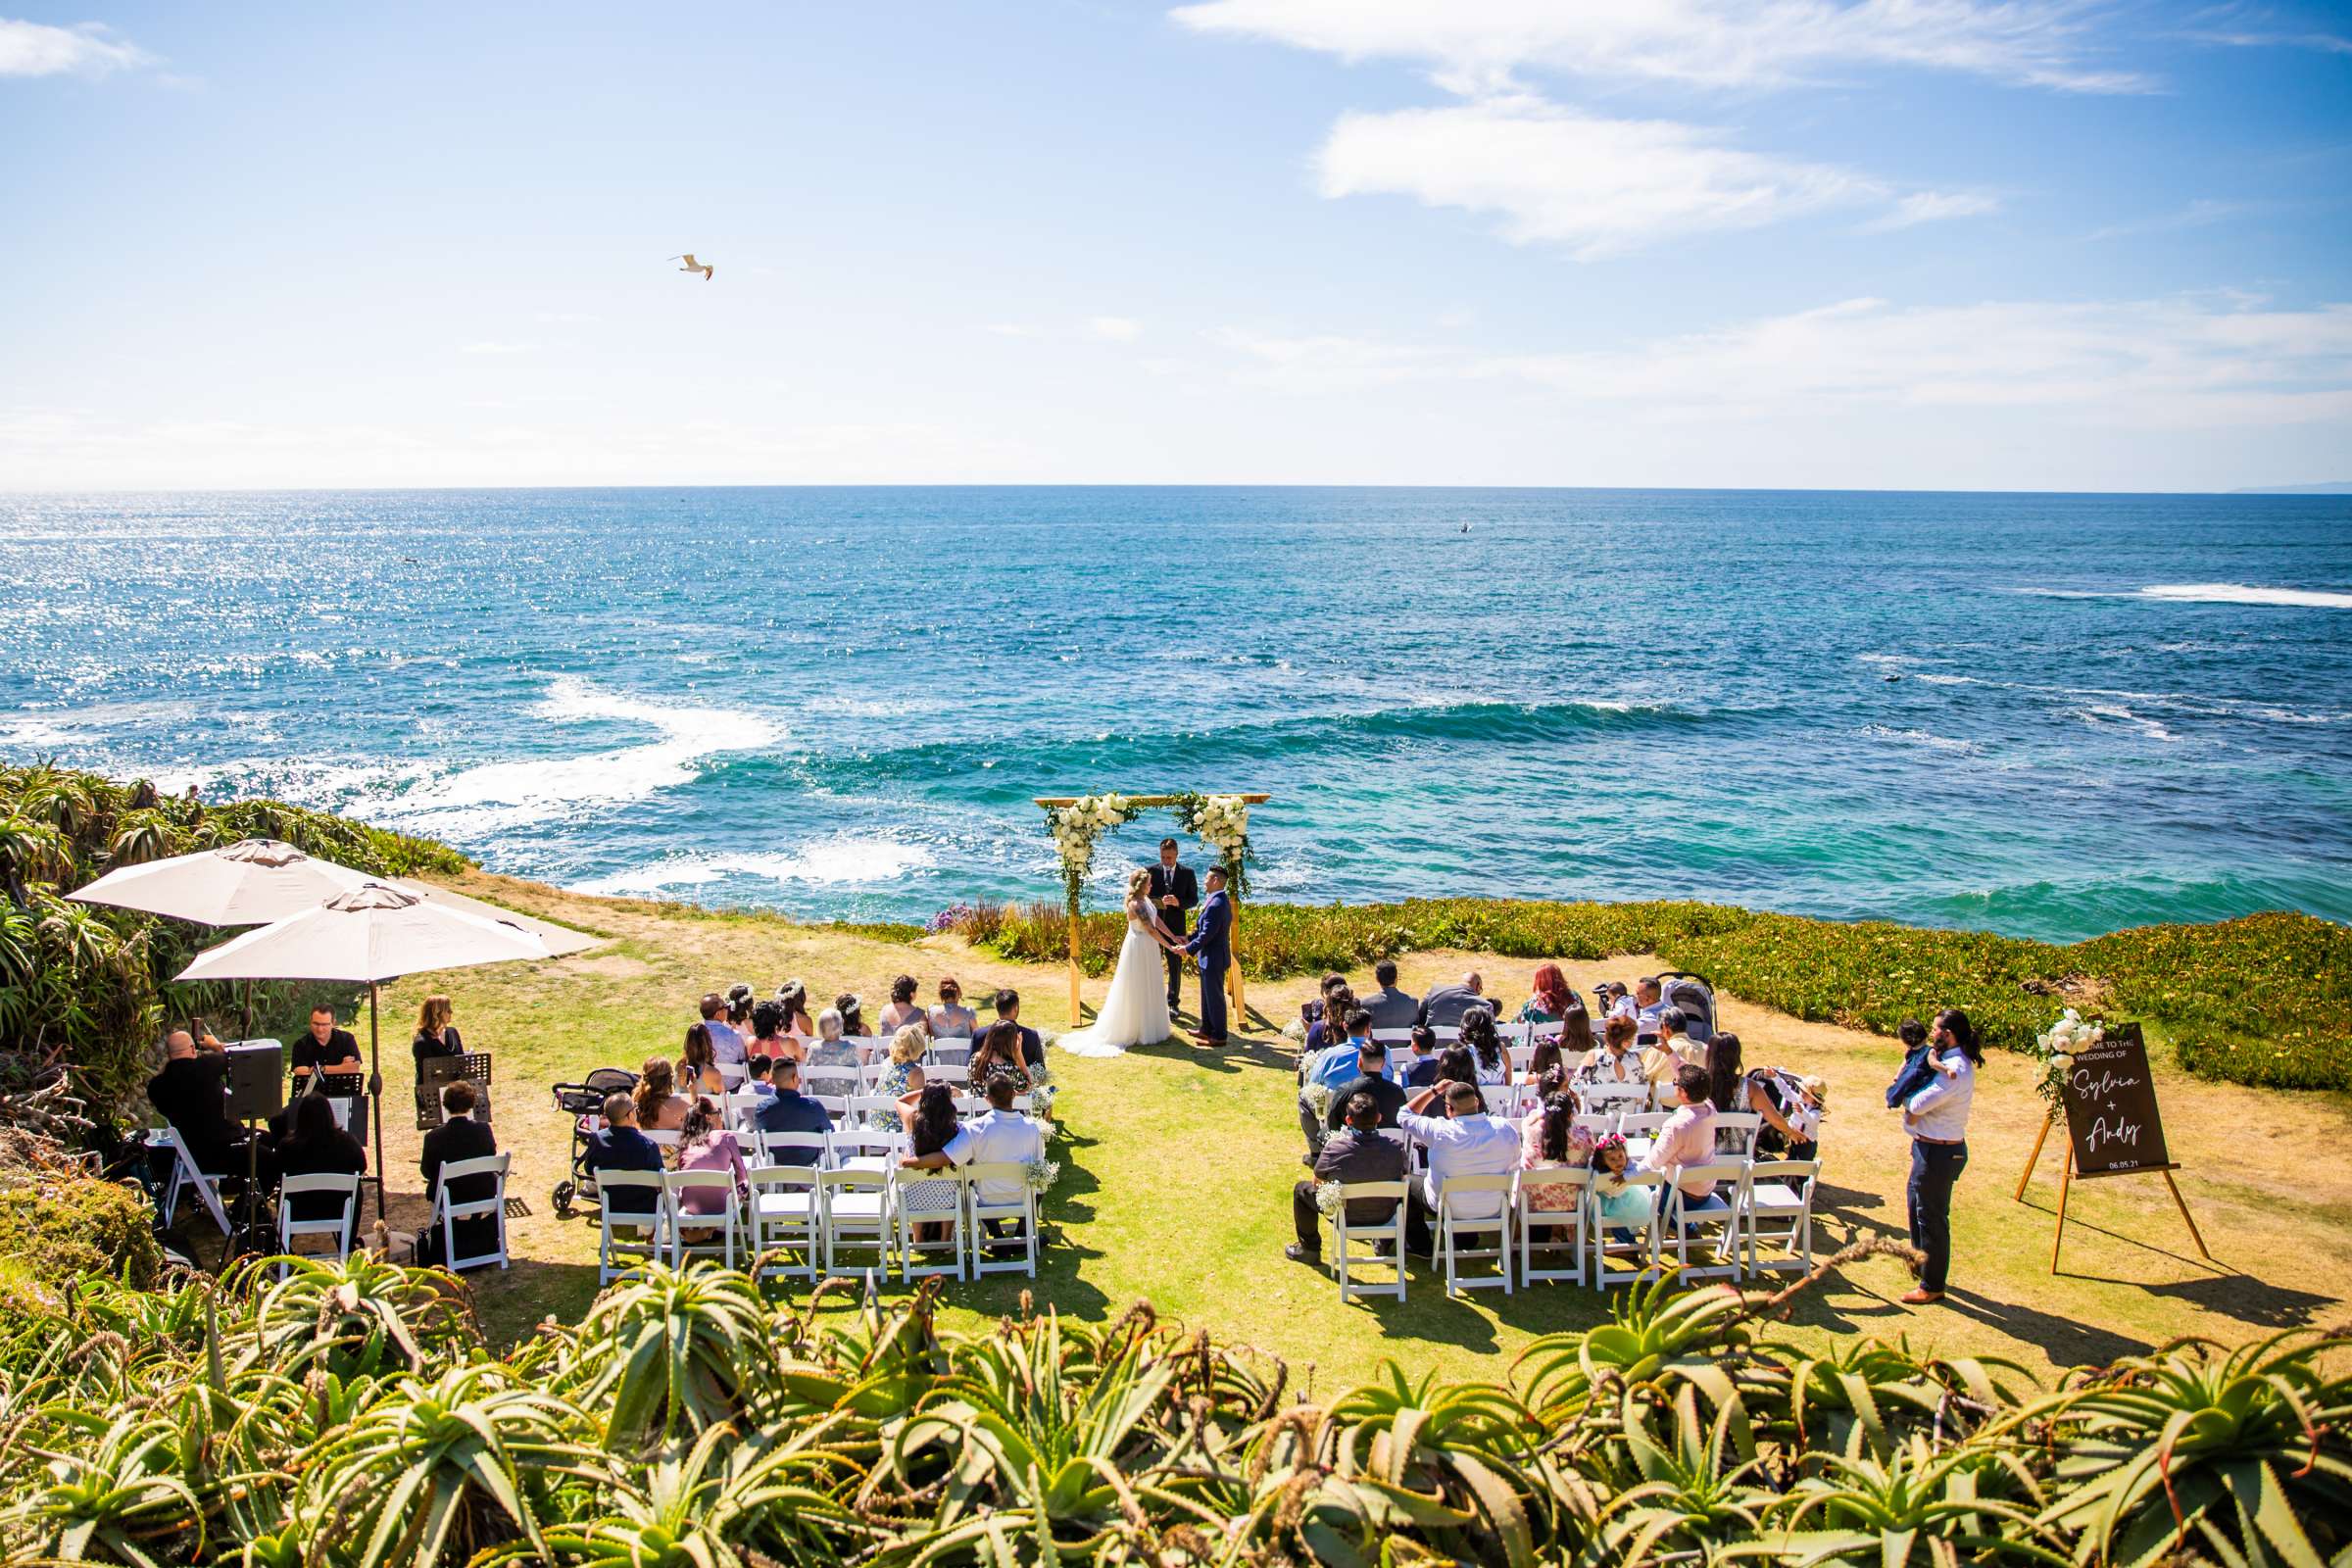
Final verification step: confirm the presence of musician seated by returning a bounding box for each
[147,1028,246,1177]
[291,1004,362,1080]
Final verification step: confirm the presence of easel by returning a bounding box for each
[2015,1109,2209,1271]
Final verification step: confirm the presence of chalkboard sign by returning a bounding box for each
[2057,1022,2171,1178]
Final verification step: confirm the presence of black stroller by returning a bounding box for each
[550,1066,640,1217]
[1657,971,1718,1044]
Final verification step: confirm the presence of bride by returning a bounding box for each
[1056,866,1184,1057]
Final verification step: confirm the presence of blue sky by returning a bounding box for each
[2,1,2347,490]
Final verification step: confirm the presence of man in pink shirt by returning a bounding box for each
[1642,1063,1727,1218]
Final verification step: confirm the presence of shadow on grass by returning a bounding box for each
[1936,1286,2153,1367]
[1127,1034,1293,1076]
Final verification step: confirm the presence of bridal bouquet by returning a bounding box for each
[2032,1007,2103,1106]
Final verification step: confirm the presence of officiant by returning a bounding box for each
[1149,838,1199,1014]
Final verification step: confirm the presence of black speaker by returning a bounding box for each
[224,1043,284,1121]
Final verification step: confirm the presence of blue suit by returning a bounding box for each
[1184,888,1234,1042]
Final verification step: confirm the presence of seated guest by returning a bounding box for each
[988,989,1048,1082]
[412,995,464,1066]
[725,982,757,1037]
[148,1029,242,1176]
[751,1056,831,1161]
[699,993,746,1066]
[1632,977,1667,1042]
[1398,1025,1444,1089]
[804,1008,860,1069]
[900,1072,1046,1248]
[1518,963,1574,1024]
[1396,1078,1523,1254]
[674,1096,750,1218]
[418,1080,498,1266]
[1322,1034,1406,1136]
[1286,1090,1409,1264]
[1705,1033,1744,1113]
[891,1083,963,1242]
[875,975,928,1037]
[1361,959,1420,1033]
[1596,980,1634,1022]
[1559,997,1596,1054]
[743,1054,777,1097]
[272,1089,367,1236]
[1748,1065,1824,1160]
[1416,970,1492,1030]
[290,1005,361,1080]
[967,1020,1033,1095]
[749,1000,802,1066]
[1642,1063,1727,1223]
[1298,1009,1382,1149]
[866,1027,929,1130]
[1301,985,1357,1056]
[1526,1033,1566,1084]
[1579,1014,1663,1087]
[929,976,978,1041]
[772,980,817,1040]
[834,993,869,1041]
[1458,1006,1512,1088]
[1520,1081,1594,1230]
[634,1057,688,1132]
[1298,972,1350,1033]
[1656,1006,1701,1068]
[678,1023,725,1097]
[583,1093,664,1212]
[1434,1045,1481,1104]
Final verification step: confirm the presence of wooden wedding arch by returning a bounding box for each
[1033,793,1269,1031]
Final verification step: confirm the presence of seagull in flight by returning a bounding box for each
[667,254,714,280]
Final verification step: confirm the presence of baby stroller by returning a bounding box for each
[1656,971,1717,1045]
[550,1066,640,1217]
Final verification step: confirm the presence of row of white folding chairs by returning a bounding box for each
[714,1038,975,1089]
[594,1161,1038,1285]
[709,1089,1033,1138]
[272,1156,513,1278]
[1326,1159,1820,1302]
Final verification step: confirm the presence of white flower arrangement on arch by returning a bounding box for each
[1050,792,1141,908]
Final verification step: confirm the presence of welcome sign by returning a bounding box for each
[2057,1022,2172,1178]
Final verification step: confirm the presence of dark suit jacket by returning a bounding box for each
[1362,985,1421,1032]
[1186,890,1232,972]
[1417,984,1485,1029]
[1325,1073,1407,1132]
[753,1090,832,1162]
[148,1054,237,1174]
[584,1127,664,1211]
[277,1131,367,1221]
[1148,862,1198,938]
[420,1114,500,1259]
[1313,1129,1408,1226]
[1401,1054,1443,1089]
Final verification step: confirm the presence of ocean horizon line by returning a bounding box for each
[8,481,2347,500]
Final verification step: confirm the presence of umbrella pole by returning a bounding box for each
[368,983,386,1220]
[241,978,253,1043]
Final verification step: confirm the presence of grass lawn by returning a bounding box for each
[230,868,2352,1390]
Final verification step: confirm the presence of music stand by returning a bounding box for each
[416,1053,495,1129]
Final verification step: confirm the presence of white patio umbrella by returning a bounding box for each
[177,881,553,1214]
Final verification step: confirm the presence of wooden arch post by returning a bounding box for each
[1034,793,1269,1032]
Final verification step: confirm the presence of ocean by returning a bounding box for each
[3,487,2347,945]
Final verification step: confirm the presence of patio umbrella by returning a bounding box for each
[70,838,378,1035]
[177,881,553,1215]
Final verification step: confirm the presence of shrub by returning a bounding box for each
[0,1168,163,1296]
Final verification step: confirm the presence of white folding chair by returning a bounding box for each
[1742,1159,1820,1276]
[1712,1112,1764,1161]
[1516,1166,1590,1287]
[596,1170,667,1284]
[831,1127,904,1167]
[1616,1110,1671,1140]
[1580,1081,1651,1117]
[1591,1170,1672,1290]
[1430,1173,1515,1297]
[1006,1094,1035,1116]
[1659,1164,1747,1283]
[1499,1023,1534,1050]
[756,1127,831,1168]
[926,1039,971,1066]
[716,1060,749,1089]
[1571,1111,1620,1143]
[643,1128,682,1151]
[895,1169,967,1282]
[921,1061,971,1089]
[1368,1028,1416,1048]
[1505,1044,1536,1074]
[722,1090,767,1130]
[950,1093,985,1119]
[746,1162,821,1281]
[1327,1179,1408,1303]
[817,1166,893,1276]
[846,1095,903,1132]
[810,1094,850,1125]
[275,1171,360,1277]
[663,1169,741,1270]
[147,1127,233,1237]
[430,1153,511,1272]
[961,1162,1039,1278]
[1426,1025,1461,1044]
[802,1065,861,1097]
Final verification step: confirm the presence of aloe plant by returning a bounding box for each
[1588,1386,1771,1566]
[1755,1429,2068,1567]
[1517,1276,1755,1421]
[556,1262,780,1446]
[1,1409,206,1567]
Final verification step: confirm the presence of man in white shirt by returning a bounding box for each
[1896,1008,1978,1305]
[1396,1079,1522,1254]
[902,1073,1045,1224]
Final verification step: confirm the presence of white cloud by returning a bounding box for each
[0,18,153,77]
[1858,189,2002,231]
[1087,316,1144,341]
[1172,0,2151,93]
[2085,197,2256,241]
[1318,94,1950,256]
[1210,295,2352,429]
[459,340,535,356]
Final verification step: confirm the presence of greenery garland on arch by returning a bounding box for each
[1044,791,1258,916]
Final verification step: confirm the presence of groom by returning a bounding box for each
[1148,838,1199,1015]
[1182,866,1233,1047]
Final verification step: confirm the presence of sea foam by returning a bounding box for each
[2138,583,2352,610]
[572,837,936,896]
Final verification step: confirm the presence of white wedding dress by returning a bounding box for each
[1056,896,1176,1057]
